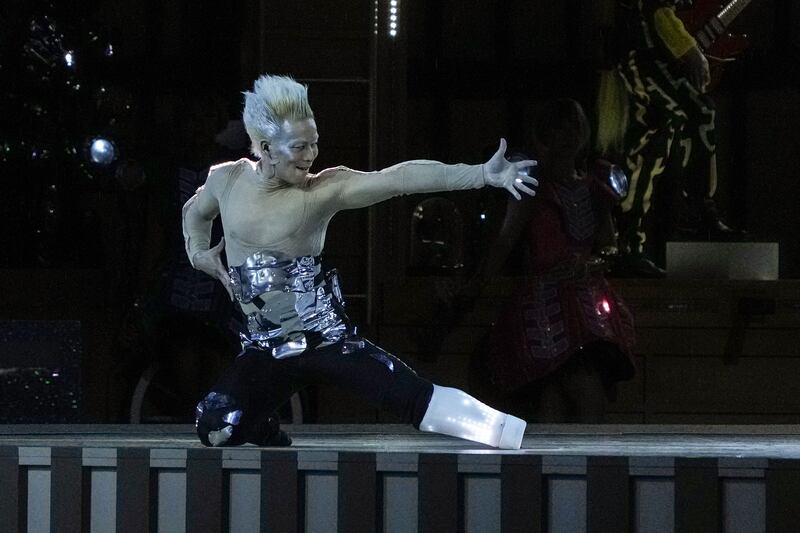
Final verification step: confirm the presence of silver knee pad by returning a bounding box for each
[419,385,526,449]
[195,392,243,447]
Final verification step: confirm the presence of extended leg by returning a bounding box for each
[299,338,527,449]
[419,384,527,449]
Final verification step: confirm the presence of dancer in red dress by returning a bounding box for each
[475,99,635,422]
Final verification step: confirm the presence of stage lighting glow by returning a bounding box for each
[64,51,75,67]
[388,0,400,37]
[608,165,628,198]
[88,137,116,165]
[596,297,612,315]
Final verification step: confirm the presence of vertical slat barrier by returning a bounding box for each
[674,458,719,533]
[766,459,800,533]
[500,455,542,533]
[0,446,21,533]
[722,478,765,533]
[418,453,458,533]
[50,447,84,533]
[633,477,674,533]
[338,452,377,533]
[186,448,223,533]
[262,451,299,533]
[116,448,151,533]
[19,460,29,531]
[587,456,630,533]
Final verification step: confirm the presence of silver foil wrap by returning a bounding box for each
[229,252,348,358]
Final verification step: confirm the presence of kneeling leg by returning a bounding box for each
[195,391,292,447]
[195,352,296,447]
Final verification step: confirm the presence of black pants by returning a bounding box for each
[196,338,434,446]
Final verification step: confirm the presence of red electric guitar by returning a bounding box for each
[678,0,754,88]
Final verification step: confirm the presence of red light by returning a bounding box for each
[596,298,611,315]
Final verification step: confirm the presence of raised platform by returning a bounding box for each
[666,241,780,280]
[2,424,800,532]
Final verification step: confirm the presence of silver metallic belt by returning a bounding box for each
[229,252,349,358]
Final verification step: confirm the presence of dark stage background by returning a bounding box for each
[1,0,799,423]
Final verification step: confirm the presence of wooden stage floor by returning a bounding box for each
[2,423,800,458]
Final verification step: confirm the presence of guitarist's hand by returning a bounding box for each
[680,46,711,93]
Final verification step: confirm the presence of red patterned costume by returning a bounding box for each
[487,170,636,394]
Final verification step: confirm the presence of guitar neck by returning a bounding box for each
[718,0,752,29]
[694,0,753,51]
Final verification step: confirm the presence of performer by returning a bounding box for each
[470,99,635,422]
[597,0,735,277]
[182,74,537,449]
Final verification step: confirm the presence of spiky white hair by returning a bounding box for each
[242,74,314,159]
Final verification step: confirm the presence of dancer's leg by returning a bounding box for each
[419,384,527,449]
[299,338,526,449]
[195,349,300,447]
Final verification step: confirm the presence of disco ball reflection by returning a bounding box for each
[88,137,117,165]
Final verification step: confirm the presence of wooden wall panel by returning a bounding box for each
[371,278,800,424]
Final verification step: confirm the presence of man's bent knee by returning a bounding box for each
[195,392,246,447]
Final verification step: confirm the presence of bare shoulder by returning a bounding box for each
[310,165,354,178]
[204,158,255,195]
[307,165,371,190]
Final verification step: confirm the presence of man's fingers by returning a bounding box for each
[216,265,230,284]
[216,268,234,301]
[507,186,522,201]
[222,281,234,302]
[516,174,538,186]
[497,138,507,155]
[515,183,537,197]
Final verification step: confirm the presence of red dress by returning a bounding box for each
[487,173,636,393]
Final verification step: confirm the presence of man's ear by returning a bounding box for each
[262,141,279,164]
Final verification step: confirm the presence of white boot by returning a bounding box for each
[419,385,526,449]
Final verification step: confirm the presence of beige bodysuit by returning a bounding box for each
[183,158,486,269]
[182,158,487,354]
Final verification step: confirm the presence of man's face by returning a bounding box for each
[266,118,319,185]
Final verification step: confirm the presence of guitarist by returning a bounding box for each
[597,0,738,278]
